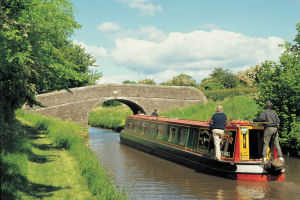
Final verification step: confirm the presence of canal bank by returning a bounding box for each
[0,111,128,200]
[18,119,94,199]
[89,127,300,200]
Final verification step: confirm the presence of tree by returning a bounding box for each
[199,78,225,90]
[163,74,196,87]
[210,67,238,89]
[237,65,259,87]
[0,0,99,122]
[122,80,136,84]
[137,78,156,85]
[256,23,300,155]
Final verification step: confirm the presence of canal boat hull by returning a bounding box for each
[120,115,285,182]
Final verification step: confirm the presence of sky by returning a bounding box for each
[71,0,300,84]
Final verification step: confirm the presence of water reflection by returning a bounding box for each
[89,127,300,200]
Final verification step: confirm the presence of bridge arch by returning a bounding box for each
[26,84,207,124]
[114,99,146,114]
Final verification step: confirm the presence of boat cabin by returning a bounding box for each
[124,115,273,162]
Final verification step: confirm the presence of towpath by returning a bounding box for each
[18,119,94,200]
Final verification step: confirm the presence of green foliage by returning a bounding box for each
[237,65,260,87]
[137,78,156,85]
[0,0,99,122]
[122,80,136,84]
[89,105,133,130]
[0,118,31,199]
[162,96,259,121]
[209,67,239,89]
[203,87,258,101]
[17,111,128,199]
[163,74,193,86]
[256,23,300,156]
[162,73,196,87]
[199,78,225,90]
[102,100,122,107]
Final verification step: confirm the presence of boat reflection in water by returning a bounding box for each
[121,115,285,182]
[235,181,267,200]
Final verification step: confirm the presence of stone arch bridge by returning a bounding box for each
[26,84,207,124]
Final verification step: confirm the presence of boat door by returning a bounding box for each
[240,126,250,161]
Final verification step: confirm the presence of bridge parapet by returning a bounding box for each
[26,84,207,124]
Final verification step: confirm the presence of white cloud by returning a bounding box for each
[110,29,284,74]
[118,0,163,16]
[97,22,121,32]
[97,69,212,84]
[118,26,167,42]
[73,40,107,57]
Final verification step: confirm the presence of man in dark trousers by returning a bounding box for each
[210,105,227,160]
[253,100,284,162]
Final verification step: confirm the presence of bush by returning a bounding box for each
[255,24,300,155]
[102,100,122,107]
[88,104,133,130]
[203,87,258,101]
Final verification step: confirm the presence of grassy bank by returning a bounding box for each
[0,118,31,199]
[88,104,133,130]
[88,96,259,131]
[162,96,259,121]
[0,110,128,199]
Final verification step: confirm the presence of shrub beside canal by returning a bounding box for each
[16,110,128,199]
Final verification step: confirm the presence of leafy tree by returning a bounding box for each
[137,78,156,85]
[237,65,259,87]
[162,74,196,87]
[199,78,225,90]
[210,67,238,89]
[122,80,136,84]
[0,0,99,122]
[256,23,300,155]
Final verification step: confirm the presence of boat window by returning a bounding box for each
[168,127,179,145]
[198,129,213,154]
[157,124,168,142]
[220,131,236,158]
[128,120,133,130]
[249,129,264,159]
[143,122,150,135]
[150,123,158,138]
[134,120,141,133]
[186,128,199,150]
[179,128,188,146]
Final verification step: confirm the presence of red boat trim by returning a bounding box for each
[237,173,285,182]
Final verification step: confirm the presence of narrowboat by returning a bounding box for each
[120,115,285,182]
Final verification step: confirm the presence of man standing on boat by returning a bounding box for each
[210,105,227,161]
[151,109,158,117]
[253,100,284,162]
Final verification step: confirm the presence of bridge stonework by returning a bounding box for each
[25,84,207,124]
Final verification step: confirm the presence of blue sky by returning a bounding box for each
[71,0,300,84]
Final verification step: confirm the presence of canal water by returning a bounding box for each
[89,127,300,200]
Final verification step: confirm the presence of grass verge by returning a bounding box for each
[0,118,30,199]
[15,110,128,200]
[88,104,133,131]
[162,96,259,121]
[88,96,259,131]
